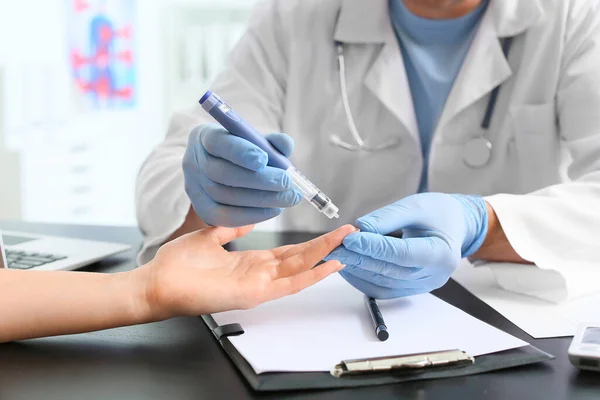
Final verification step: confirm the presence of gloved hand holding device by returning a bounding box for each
[185,91,340,227]
[182,124,302,227]
[325,193,489,299]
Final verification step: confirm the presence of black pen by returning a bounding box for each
[365,295,389,341]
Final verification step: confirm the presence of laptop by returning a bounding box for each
[0,227,130,271]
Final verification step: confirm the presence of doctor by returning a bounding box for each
[137,0,600,300]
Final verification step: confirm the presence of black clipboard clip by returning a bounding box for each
[331,349,474,378]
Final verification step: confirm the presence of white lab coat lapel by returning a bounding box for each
[334,0,419,142]
[436,0,544,134]
[332,0,544,145]
[363,39,420,143]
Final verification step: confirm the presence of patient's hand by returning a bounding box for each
[138,224,355,320]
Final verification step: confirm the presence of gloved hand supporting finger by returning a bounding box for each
[340,264,447,291]
[339,269,432,299]
[342,232,459,268]
[356,194,446,234]
[324,246,427,280]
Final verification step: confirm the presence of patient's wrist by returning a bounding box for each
[126,267,158,324]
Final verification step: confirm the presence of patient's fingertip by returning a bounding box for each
[327,260,345,271]
[320,259,338,269]
[338,224,357,234]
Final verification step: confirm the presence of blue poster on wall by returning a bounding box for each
[68,0,136,110]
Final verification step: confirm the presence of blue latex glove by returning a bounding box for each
[182,124,302,227]
[325,193,488,299]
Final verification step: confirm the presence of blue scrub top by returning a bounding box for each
[389,0,489,192]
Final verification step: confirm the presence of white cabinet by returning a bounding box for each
[20,135,142,226]
[1,0,259,226]
[162,0,256,115]
[0,65,22,220]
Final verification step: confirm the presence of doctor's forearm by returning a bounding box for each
[470,202,530,264]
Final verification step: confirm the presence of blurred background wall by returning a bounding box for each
[0,0,257,225]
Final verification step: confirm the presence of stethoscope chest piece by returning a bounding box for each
[460,37,513,169]
[463,137,492,168]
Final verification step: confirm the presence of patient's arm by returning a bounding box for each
[0,268,147,342]
[0,225,353,343]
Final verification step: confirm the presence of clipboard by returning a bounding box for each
[201,314,554,392]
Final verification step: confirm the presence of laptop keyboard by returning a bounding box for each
[5,250,67,270]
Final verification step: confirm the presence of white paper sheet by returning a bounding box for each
[452,262,600,339]
[212,274,527,374]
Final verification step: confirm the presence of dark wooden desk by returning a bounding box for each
[0,221,598,400]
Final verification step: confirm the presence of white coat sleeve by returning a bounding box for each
[135,0,290,265]
[483,4,600,302]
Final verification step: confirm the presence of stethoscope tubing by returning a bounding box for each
[332,37,514,168]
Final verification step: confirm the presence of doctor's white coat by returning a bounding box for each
[136,0,600,302]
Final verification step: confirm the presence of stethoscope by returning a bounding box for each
[330,37,514,169]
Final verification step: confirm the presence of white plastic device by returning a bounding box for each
[568,324,600,372]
